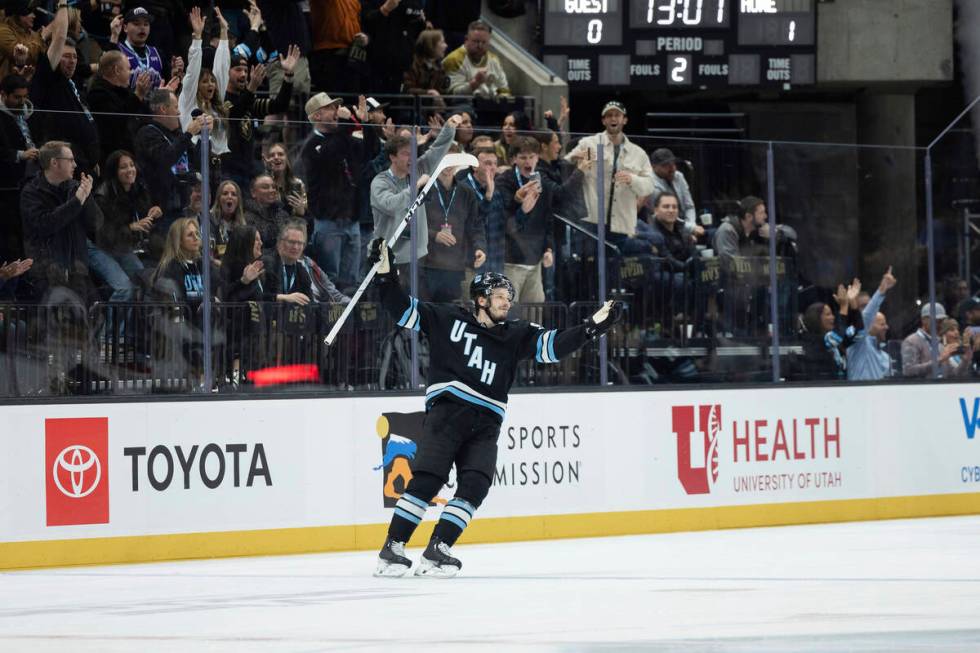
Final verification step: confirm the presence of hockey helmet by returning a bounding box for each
[470,272,515,302]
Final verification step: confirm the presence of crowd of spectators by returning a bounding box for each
[0,1,974,389]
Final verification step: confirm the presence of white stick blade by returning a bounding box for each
[438,152,479,171]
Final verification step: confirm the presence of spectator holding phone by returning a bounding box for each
[938,318,974,378]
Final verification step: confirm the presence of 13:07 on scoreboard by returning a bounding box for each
[542,0,817,89]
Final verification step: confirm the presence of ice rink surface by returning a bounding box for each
[2,515,980,652]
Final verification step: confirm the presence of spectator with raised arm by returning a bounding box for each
[443,21,510,98]
[0,1,45,80]
[796,280,864,381]
[361,0,426,94]
[847,266,897,381]
[458,145,505,276]
[178,6,230,167]
[106,7,182,92]
[29,3,101,175]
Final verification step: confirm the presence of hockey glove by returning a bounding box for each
[367,237,396,278]
[585,300,623,339]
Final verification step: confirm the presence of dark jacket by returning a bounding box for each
[301,122,360,222]
[21,172,103,287]
[361,0,426,91]
[219,259,265,303]
[86,75,148,168]
[152,258,219,309]
[29,54,100,174]
[0,100,37,190]
[133,118,195,216]
[423,178,485,271]
[243,198,291,253]
[796,310,864,381]
[651,218,696,272]
[93,179,154,255]
[221,79,294,180]
[497,165,558,266]
[262,251,313,302]
[257,0,312,55]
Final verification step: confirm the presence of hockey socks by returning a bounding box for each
[388,492,429,542]
[431,498,476,547]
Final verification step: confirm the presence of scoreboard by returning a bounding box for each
[542,0,817,89]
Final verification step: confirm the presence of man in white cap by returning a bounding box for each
[902,301,953,377]
[566,100,654,254]
[301,91,367,289]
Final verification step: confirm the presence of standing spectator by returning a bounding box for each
[179,6,230,165]
[308,0,365,94]
[29,4,101,175]
[370,115,459,283]
[426,0,481,51]
[243,173,291,252]
[361,0,426,95]
[20,140,102,299]
[458,145,505,275]
[262,220,313,306]
[209,179,246,262]
[403,29,449,104]
[66,7,97,87]
[0,1,45,80]
[497,137,556,303]
[442,21,510,98]
[566,101,655,254]
[133,88,209,222]
[648,148,703,239]
[847,266,897,381]
[301,92,366,288]
[447,106,475,151]
[0,73,37,263]
[796,281,863,381]
[263,142,308,225]
[93,149,158,286]
[257,0,312,96]
[422,155,485,302]
[938,318,975,378]
[222,43,299,190]
[87,51,151,171]
[902,303,954,378]
[107,6,182,90]
[493,111,529,164]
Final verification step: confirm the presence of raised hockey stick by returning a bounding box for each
[323,151,479,346]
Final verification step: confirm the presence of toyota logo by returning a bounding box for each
[53,445,102,498]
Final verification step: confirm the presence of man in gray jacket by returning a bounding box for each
[370,114,460,283]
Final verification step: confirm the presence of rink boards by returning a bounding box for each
[2,383,979,569]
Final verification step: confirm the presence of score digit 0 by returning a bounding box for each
[587,18,603,44]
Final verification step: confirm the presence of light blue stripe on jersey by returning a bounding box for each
[439,512,468,530]
[394,507,422,524]
[426,386,506,419]
[397,297,420,331]
[535,330,558,363]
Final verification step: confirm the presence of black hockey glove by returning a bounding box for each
[585,300,623,339]
[367,237,397,278]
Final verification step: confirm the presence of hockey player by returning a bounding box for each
[369,238,620,577]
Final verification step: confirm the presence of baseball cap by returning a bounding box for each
[305,92,343,118]
[601,101,627,117]
[124,7,154,23]
[921,302,947,319]
[650,148,678,166]
[366,97,388,112]
[230,50,249,68]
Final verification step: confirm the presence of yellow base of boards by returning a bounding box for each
[3,492,979,570]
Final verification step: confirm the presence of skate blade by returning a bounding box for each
[414,562,459,578]
[374,560,410,577]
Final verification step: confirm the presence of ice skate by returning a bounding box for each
[374,538,411,577]
[415,537,461,578]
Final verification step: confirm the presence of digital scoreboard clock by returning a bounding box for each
[542,0,817,89]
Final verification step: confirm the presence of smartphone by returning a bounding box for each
[528,171,541,184]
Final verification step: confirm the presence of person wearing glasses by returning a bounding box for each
[20,140,102,300]
[263,220,313,307]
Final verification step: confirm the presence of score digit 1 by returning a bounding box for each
[587,19,603,44]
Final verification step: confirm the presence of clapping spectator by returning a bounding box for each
[457,146,505,275]
[0,73,37,263]
[0,1,45,80]
[244,173,290,252]
[0,257,32,298]
[847,266,896,381]
[938,318,974,378]
[443,21,510,98]
[798,280,864,380]
[209,179,246,262]
[93,150,157,285]
[403,29,449,104]
[902,302,949,378]
[362,0,426,95]
[87,51,151,171]
[107,6,182,91]
[219,223,264,303]
[30,5,101,175]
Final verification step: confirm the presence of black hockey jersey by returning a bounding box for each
[380,277,590,421]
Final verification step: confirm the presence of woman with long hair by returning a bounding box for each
[797,281,863,380]
[403,29,449,101]
[218,224,266,387]
[152,218,218,309]
[94,149,160,274]
[493,111,531,164]
[209,179,246,262]
[263,142,308,220]
[179,6,230,162]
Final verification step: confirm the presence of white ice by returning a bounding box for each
[2,516,980,652]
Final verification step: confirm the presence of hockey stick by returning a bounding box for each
[323,151,479,346]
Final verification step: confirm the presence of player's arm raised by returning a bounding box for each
[519,300,623,363]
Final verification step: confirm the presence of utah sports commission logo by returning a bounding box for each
[45,417,110,526]
[672,405,721,495]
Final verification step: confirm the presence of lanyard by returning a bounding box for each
[513,166,525,188]
[435,182,457,221]
[126,40,152,71]
[466,172,482,195]
[282,264,295,293]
